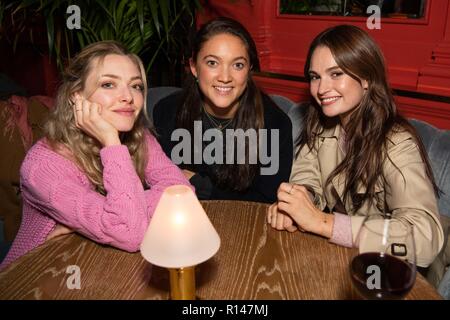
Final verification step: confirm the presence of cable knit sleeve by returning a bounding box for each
[142,132,193,218]
[19,135,191,253]
[20,143,149,252]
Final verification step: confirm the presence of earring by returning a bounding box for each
[195,77,199,83]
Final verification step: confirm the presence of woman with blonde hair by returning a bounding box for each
[1,41,190,269]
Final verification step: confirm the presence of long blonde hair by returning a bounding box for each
[45,41,150,194]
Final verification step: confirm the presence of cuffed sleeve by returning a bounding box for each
[329,212,353,247]
[21,144,148,252]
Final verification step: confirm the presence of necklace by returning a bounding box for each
[202,105,234,130]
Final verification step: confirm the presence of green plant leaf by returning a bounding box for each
[136,0,144,38]
[80,16,101,43]
[96,0,114,20]
[0,2,5,27]
[158,0,169,40]
[149,0,160,37]
[76,31,85,49]
[3,0,201,76]
[45,13,54,58]
[116,0,128,36]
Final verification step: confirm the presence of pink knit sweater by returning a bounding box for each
[0,133,191,270]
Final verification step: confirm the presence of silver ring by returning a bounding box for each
[289,184,294,194]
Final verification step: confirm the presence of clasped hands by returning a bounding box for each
[267,182,333,238]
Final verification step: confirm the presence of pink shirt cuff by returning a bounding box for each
[329,212,353,248]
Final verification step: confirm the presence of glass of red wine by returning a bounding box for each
[350,214,417,300]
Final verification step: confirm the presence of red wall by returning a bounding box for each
[198,0,450,129]
[0,19,59,97]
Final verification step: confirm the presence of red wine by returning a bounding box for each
[350,252,416,300]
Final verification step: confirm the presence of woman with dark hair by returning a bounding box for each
[0,41,190,269]
[153,17,293,203]
[267,25,443,267]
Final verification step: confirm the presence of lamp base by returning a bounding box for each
[168,266,196,300]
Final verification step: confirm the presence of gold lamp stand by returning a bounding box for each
[140,185,220,301]
[169,266,196,300]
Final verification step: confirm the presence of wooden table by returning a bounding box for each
[0,200,442,300]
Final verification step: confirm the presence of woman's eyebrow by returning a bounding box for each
[202,54,220,61]
[309,65,340,74]
[100,74,120,79]
[232,56,248,62]
[202,55,248,62]
[100,74,142,81]
[326,66,341,72]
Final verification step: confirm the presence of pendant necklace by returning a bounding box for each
[202,104,234,130]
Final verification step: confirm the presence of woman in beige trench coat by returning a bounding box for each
[267,25,443,268]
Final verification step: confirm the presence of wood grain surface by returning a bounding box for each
[0,200,442,300]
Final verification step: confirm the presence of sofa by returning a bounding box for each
[0,96,51,263]
[410,118,450,299]
[147,86,450,299]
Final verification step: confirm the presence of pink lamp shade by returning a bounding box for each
[140,185,221,268]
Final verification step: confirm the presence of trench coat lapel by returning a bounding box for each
[318,125,348,211]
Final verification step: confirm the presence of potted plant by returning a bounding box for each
[1,0,201,86]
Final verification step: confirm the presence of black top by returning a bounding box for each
[152,91,293,203]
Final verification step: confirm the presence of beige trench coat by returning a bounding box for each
[290,125,444,267]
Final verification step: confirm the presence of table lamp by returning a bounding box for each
[140,185,220,300]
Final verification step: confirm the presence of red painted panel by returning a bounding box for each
[254,75,310,102]
[199,0,450,129]
[394,95,450,129]
[198,0,450,96]
[255,74,450,129]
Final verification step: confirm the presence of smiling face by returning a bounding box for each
[82,54,145,132]
[308,46,368,126]
[190,33,250,118]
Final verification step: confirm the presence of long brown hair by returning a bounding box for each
[177,17,264,192]
[300,25,438,211]
[45,41,150,194]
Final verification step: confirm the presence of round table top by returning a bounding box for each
[0,200,442,300]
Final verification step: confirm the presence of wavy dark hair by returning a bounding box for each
[176,17,264,191]
[300,25,438,211]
